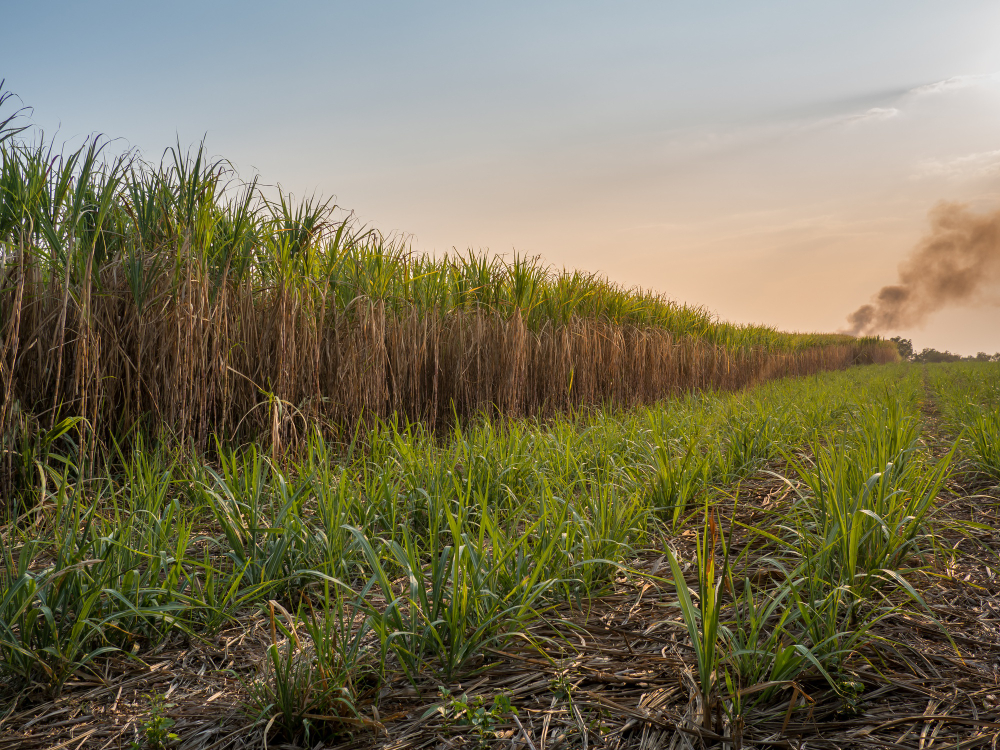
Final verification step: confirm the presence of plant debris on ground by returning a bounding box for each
[3,362,1000,749]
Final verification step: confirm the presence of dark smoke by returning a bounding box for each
[847,202,1000,335]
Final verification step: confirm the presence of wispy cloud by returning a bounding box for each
[908,71,1000,97]
[838,107,899,125]
[915,148,1000,179]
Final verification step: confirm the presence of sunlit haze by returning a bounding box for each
[5,1,1000,353]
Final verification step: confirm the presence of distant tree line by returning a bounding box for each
[890,337,1000,363]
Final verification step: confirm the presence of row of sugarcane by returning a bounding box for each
[0,87,897,452]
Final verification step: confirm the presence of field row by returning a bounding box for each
[3,363,999,747]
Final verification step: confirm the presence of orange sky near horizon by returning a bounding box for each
[326,72,1000,354]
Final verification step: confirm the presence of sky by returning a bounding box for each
[4,1,1000,353]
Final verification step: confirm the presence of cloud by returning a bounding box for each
[915,149,1000,180]
[908,71,1000,97]
[787,106,900,137]
[639,72,998,180]
[910,76,977,96]
[839,107,899,125]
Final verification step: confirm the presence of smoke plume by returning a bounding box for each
[847,202,1000,335]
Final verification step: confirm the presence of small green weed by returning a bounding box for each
[430,688,517,746]
[130,693,178,749]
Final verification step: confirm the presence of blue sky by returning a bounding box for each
[5,1,1000,351]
